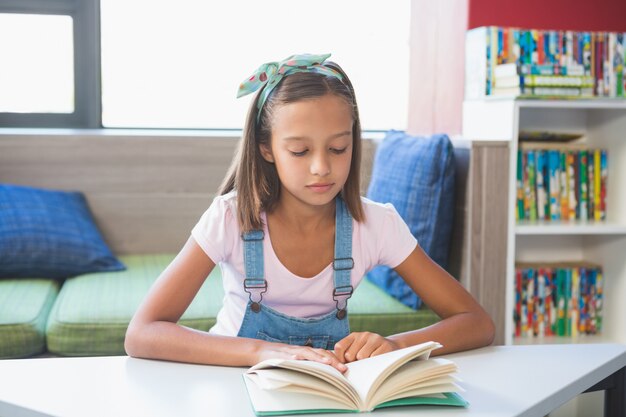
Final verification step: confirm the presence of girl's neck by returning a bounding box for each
[269,195,335,235]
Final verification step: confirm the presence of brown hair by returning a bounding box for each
[219,61,364,232]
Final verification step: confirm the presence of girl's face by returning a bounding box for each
[261,93,354,210]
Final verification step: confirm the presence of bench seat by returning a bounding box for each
[45,254,439,356]
[0,279,59,358]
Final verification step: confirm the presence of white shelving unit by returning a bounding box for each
[463,98,626,346]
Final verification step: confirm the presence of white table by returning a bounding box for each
[0,344,624,417]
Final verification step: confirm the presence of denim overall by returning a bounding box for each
[236,197,354,349]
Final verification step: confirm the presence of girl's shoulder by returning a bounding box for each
[359,196,400,220]
[199,190,239,225]
[214,189,237,203]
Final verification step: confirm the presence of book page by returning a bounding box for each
[343,341,441,407]
[243,374,354,414]
[248,357,359,406]
[371,358,458,402]
[252,368,355,407]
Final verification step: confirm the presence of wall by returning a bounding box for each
[408,0,467,136]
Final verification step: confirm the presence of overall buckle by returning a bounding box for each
[333,285,353,320]
[244,280,267,313]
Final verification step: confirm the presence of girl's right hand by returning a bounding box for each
[256,342,348,373]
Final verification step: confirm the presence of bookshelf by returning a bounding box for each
[463,98,626,346]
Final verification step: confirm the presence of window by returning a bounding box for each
[0,14,74,113]
[0,0,100,128]
[1,0,410,131]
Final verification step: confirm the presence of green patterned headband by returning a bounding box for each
[236,53,344,122]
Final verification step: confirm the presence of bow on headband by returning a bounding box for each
[237,53,344,119]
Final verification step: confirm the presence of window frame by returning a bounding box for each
[0,0,101,128]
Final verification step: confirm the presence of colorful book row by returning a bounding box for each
[466,26,626,99]
[514,263,603,338]
[516,146,608,222]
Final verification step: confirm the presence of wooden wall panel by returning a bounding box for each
[0,134,380,255]
[467,141,509,345]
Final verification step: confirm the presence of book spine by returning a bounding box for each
[560,151,570,219]
[517,150,524,221]
[605,32,617,97]
[594,149,602,221]
[515,268,522,337]
[571,267,579,337]
[604,33,611,97]
[537,268,546,337]
[616,33,625,97]
[537,31,545,65]
[548,150,560,220]
[497,27,504,64]
[589,268,597,334]
[521,268,529,335]
[601,149,608,220]
[565,268,572,336]
[588,150,595,220]
[527,269,535,337]
[513,29,521,64]
[533,268,540,337]
[595,268,603,333]
[556,268,566,336]
[535,150,546,220]
[527,150,537,221]
[583,32,592,76]
[465,27,490,99]
[546,268,557,336]
[489,27,498,95]
[579,150,588,220]
[579,267,588,334]
[567,152,577,220]
[573,31,580,68]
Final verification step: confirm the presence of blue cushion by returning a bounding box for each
[366,131,455,309]
[0,184,126,279]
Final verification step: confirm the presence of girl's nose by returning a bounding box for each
[310,153,331,177]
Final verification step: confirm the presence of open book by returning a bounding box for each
[243,341,467,415]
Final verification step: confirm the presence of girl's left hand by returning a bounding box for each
[333,332,400,363]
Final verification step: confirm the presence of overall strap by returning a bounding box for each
[333,197,354,319]
[242,230,266,312]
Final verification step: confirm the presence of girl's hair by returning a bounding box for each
[219,61,364,233]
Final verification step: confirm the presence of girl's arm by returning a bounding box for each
[334,244,495,362]
[125,237,347,371]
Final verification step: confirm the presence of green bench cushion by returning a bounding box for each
[0,279,59,358]
[46,254,439,356]
[349,279,439,336]
[46,254,223,356]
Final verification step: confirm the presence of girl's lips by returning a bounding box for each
[306,183,334,193]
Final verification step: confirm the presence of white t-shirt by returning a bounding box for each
[191,192,417,336]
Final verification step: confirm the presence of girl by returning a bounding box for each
[125,53,495,373]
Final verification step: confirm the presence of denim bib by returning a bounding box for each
[236,197,354,349]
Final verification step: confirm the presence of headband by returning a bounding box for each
[236,53,344,121]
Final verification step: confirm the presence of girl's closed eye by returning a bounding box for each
[290,149,308,157]
[330,147,348,155]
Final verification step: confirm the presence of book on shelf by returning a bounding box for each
[516,142,607,222]
[465,26,626,99]
[515,262,603,339]
[242,341,468,415]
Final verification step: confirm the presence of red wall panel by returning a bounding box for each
[468,0,626,32]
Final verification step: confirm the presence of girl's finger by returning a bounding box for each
[352,338,380,361]
[342,335,368,363]
[302,348,347,372]
[333,333,355,363]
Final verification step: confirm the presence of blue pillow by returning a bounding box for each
[366,131,455,309]
[0,184,126,279]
